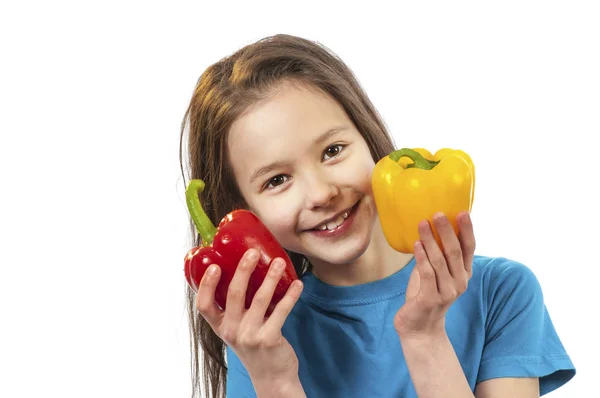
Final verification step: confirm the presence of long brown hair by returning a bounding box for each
[179,34,397,398]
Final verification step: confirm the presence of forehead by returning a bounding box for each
[227,82,351,171]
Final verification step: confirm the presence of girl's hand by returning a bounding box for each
[195,248,304,386]
[394,211,476,338]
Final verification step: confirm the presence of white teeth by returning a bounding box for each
[314,208,352,231]
[326,221,337,230]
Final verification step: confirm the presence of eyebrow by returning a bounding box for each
[314,126,347,145]
[250,160,288,184]
[249,126,348,184]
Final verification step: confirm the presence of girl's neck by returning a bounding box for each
[310,220,414,287]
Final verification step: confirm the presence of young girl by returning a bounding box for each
[179,34,575,398]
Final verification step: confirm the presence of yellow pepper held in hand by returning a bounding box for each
[372,148,475,253]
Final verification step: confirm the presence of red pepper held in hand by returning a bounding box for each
[184,179,298,316]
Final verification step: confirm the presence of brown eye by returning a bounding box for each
[270,175,285,186]
[323,144,345,160]
[265,174,289,190]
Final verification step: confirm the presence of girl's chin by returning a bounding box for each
[302,230,373,266]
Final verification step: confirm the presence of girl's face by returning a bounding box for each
[227,82,379,268]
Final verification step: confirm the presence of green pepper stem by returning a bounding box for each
[185,179,217,247]
[388,148,438,170]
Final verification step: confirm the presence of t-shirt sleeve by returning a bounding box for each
[478,258,576,395]
[226,346,257,398]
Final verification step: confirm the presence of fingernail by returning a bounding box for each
[273,260,285,272]
[207,265,217,276]
[247,249,259,260]
[294,281,304,292]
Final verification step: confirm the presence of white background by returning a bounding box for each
[1,1,597,397]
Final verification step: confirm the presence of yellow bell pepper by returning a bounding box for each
[372,148,475,253]
[397,148,476,203]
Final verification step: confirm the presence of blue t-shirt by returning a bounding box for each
[226,255,575,397]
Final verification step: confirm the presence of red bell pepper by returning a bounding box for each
[184,179,299,316]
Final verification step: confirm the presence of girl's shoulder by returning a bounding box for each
[472,254,539,285]
[469,254,545,308]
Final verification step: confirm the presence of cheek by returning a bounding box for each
[360,163,375,194]
[360,152,376,191]
[339,154,376,194]
[252,203,297,239]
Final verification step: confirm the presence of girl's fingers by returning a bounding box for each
[246,257,288,324]
[419,218,454,298]
[195,264,224,327]
[457,211,476,277]
[224,249,260,323]
[413,240,438,298]
[432,213,464,280]
[264,279,304,334]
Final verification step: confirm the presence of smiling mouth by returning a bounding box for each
[312,202,358,231]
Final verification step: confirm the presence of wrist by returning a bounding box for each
[252,374,305,398]
[397,326,448,346]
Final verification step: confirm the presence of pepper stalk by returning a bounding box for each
[185,179,217,247]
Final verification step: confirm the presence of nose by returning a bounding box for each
[303,171,339,209]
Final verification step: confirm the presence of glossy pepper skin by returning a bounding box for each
[183,179,298,316]
[372,148,475,253]
[397,148,476,203]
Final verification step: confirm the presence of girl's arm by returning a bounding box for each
[395,213,553,397]
[196,249,306,398]
[227,345,306,398]
[393,212,476,396]
[400,331,539,398]
[400,331,474,396]
[252,375,306,398]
